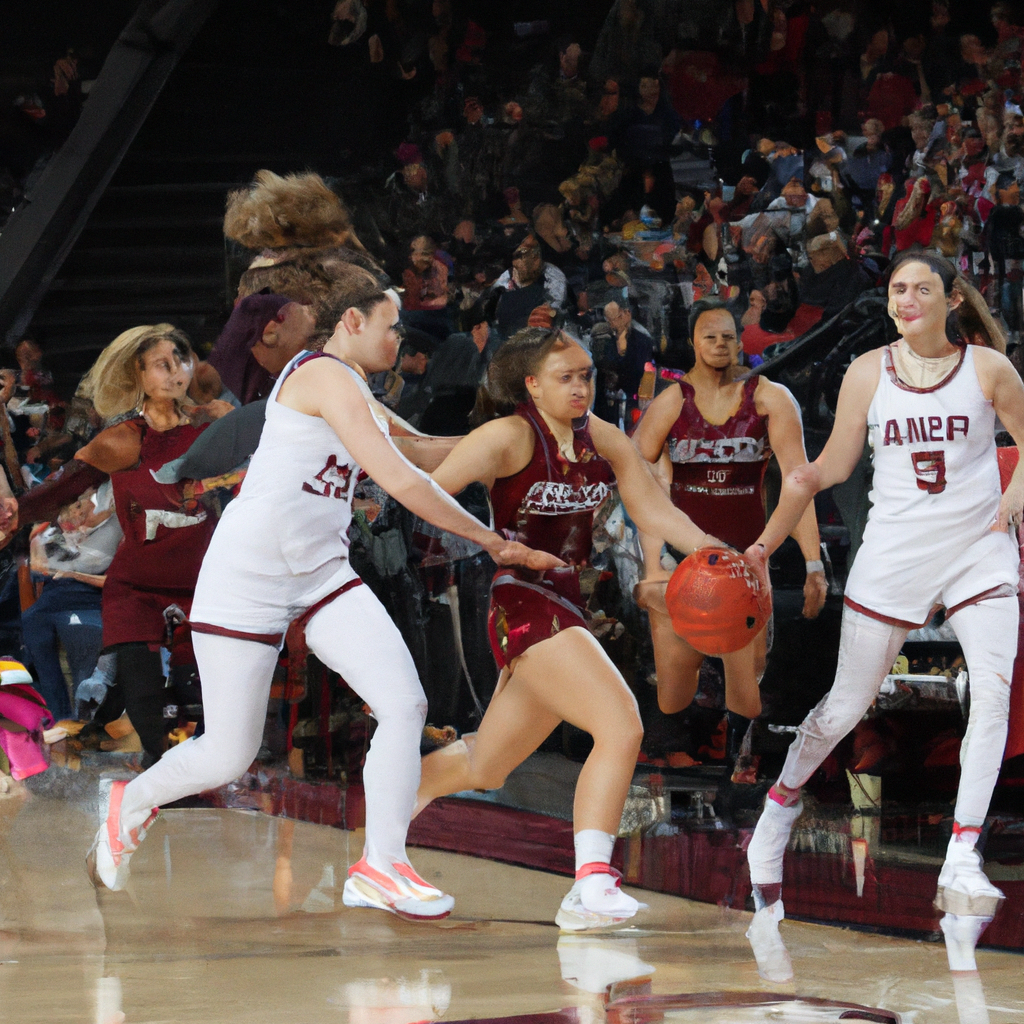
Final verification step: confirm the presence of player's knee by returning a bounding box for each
[967,673,1011,717]
[810,702,864,744]
[469,763,508,791]
[657,689,685,715]
[596,710,643,757]
[204,741,262,789]
[370,694,428,731]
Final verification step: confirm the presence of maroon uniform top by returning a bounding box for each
[487,400,615,667]
[666,377,771,551]
[102,417,215,648]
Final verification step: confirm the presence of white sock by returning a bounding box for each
[951,826,981,851]
[574,829,615,873]
[573,829,638,915]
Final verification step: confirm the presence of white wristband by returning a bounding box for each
[805,559,824,574]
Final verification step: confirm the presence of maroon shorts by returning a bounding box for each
[487,567,590,668]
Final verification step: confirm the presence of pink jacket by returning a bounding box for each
[0,684,52,780]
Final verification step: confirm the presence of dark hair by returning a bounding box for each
[486,327,580,411]
[314,264,390,339]
[886,250,957,296]
[687,298,741,341]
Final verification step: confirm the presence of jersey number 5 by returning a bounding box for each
[912,450,947,494]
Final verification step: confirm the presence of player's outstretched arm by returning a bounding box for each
[759,380,827,618]
[978,347,1024,530]
[316,365,561,570]
[590,415,719,555]
[748,351,878,564]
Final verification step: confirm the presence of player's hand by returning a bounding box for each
[994,478,1024,534]
[196,399,235,421]
[802,569,827,619]
[490,539,566,572]
[743,542,771,597]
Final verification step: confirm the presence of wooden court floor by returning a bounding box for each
[0,769,1021,1024]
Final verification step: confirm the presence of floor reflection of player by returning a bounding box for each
[414,328,716,929]
[633,299,826,760]
[743,252,1024,979]
[88,268,561,921]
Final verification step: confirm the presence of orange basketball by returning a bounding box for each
[665,547,772,655]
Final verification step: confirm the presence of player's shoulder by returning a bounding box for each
[753,374,799,413]
[844,346,886,386]
[968,343,1013,372]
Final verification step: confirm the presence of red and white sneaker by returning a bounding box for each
[342,856,454,921]
[555,864,646,932]
[87,778,158,891]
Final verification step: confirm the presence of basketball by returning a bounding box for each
[665,547,772,655]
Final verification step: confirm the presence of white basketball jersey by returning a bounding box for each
[864,344,1001,533]
[214,351,387,576]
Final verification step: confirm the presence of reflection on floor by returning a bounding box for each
[0,766,1021,1024]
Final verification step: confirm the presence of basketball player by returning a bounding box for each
[414,327,719,929]
[633,299,826,744]
[89,267,562,921]
[743,252,1024,978]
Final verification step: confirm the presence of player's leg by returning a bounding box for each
[97,632,280,890]
[720,624,768,719]
[419,626,645,926]
[938,594,1017,969]
[302,585,452,920]
[636,577,704,713]
[746,606,906,980]
[415,665,561,814]
[478,628,645,926]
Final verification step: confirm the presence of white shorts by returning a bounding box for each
[190,541,358,639]
[845,521,1018,627]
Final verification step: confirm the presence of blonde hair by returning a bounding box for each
[81,324,193,420]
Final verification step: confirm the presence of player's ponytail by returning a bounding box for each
[954,278,1007,353]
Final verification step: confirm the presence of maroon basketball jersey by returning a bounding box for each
[666,378,771,551]
[490,400,615,566]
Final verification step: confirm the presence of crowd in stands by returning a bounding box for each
[7,0,1024,773]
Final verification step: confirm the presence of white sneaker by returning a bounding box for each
[747,794,803,886]
[555,869,647,932]
[934,837,1004,918]
[342,857,454,921]
[746,899,794,983]
[87,778,158,891]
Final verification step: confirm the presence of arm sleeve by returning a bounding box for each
[153,399,267,483]
[17,459,110,526]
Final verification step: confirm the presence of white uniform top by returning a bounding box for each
[190,351,387,636]
[845,344,1018,625]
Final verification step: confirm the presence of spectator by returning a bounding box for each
[596,299,654,423]
[400,235,452,340]
[23,483,121,721]
[492,234,570,338]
